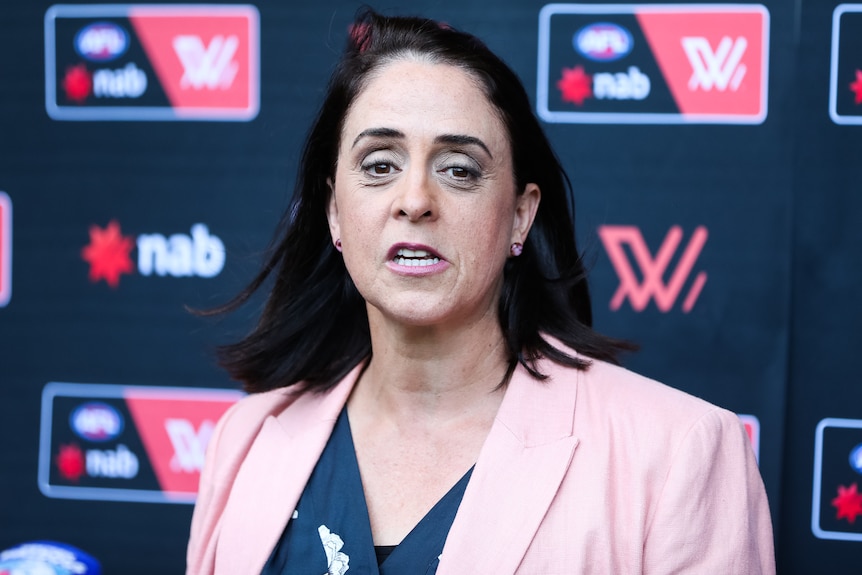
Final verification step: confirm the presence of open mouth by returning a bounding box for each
[393,248,441,267]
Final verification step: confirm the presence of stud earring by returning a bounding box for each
[510,242,523,257]
[335,239,342,252]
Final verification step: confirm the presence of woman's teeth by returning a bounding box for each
[395,248,440,267]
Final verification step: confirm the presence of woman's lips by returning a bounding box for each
[386,243,449,275]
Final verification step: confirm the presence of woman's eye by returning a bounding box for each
[442,165,478,181]
[449,166,470,178]
[363,162,394,176]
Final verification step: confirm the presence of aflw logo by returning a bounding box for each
[682,36,747,92]
[174,35,239,90]
[165,419,214,473]
[599,225,708,313]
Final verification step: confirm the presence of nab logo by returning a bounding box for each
[54,441,139,480]
[558,65,651,105]
[599,225,707,313]
[91,62,147,99]
[85,444,140,479]
[0,192,10,307]
[81,220,225,288]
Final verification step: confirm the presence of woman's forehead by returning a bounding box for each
[340,59,508,150]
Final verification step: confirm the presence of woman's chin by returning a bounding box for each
[367,299,497,335]
[374,306,454,330]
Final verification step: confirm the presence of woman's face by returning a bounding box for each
[327,58,539,330]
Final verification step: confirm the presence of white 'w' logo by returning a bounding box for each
[173,35,239,90]
[165,419,215,473]
[681,36,747,92]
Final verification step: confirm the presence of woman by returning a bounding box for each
[187,10,775,575]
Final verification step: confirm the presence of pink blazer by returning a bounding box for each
[187,356,775,574]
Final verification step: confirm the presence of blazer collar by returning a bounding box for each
[438,360,581,574]
[215,356,580,574]
[214,363,363,574]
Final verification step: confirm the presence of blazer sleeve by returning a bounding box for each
[642,408,776,574]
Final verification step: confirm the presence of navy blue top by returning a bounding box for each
[261,408,473,575]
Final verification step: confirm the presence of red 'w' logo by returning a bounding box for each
[598,225,708,313]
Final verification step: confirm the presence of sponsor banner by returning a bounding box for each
[39,382,243,504]
[45,4,259,121]
[81,220,226,288]
[830,5,862,124]
[738,413,760,462]
[598,225,707,313]
[0,192,10,307]
[812,418,862,540]
[537,3,769,124]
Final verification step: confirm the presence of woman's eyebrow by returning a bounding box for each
[352,127,404,148]
[434,134,492,158]
[351,129,492,159]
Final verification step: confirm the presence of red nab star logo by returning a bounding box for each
[56,443,86,481]
[833,483,862,523]
[81,220,135,288]
[850,69,862,105]
[62,63,92,103]
[558,65,592,106]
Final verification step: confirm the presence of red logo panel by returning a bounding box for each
[637,8,766,119]
[129,7,255,117]
[125,388,237,499]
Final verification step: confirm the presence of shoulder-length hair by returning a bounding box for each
[214,9,632,393]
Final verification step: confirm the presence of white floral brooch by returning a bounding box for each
[318,525,350,575]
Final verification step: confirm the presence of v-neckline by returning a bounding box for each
[260,406,474,575]
[340,409,474,571]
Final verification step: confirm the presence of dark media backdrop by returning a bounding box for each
[0,1,859,573]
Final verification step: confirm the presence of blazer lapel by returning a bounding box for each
[214,365,362,574]
[438,363,580,574]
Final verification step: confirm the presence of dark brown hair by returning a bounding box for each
[213,9,632,393]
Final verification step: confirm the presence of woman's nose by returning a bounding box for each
[393,169,437,222]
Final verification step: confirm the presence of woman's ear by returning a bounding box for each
[512,183,541,244]
[326,177,341,244]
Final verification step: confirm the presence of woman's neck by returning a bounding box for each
[348,307,510,430]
